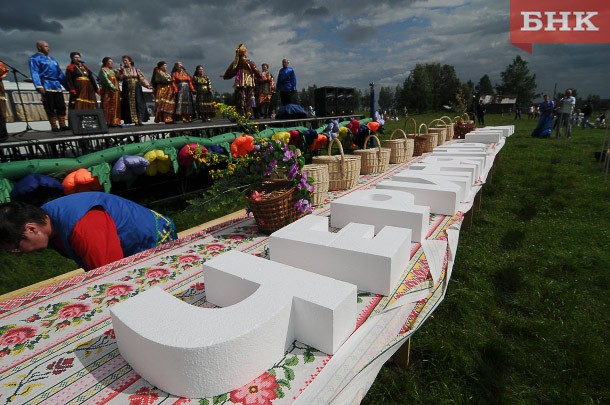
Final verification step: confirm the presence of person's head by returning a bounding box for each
[70,52,81,64]
[102,57,113,68]
[565,89,572,96]
[282,59,289,68]
[0,201,52,254]
[36,40,50,55]
[194,65,204,76]
[543,94,550,101]
[122,55,134,67]
[157,60,167,71]
[262,63,269,71]
[172,61,183,73]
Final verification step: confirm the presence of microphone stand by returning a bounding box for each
[4,60,46,136]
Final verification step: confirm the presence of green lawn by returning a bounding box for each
[2,113,609,403]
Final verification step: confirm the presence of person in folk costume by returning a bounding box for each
[65,52,99,111]
[171,61,195,123]
[222,44,262,117]
[257,63,275,119]
[29,40,69,132]
[150,61,175,124]
[193,65,215,122]
[98,57,122,127]
[116,55,150,126]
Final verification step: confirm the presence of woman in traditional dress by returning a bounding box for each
[98,57,121,127]
[192,65,214,122]
[531,94,555,138]
[150,61,175,124]
[257,63,275,119]
[222,44,261,117]
[65,52,99,110]
[171,61,195,123]
[116,55,150,126]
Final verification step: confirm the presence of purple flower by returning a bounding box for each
[287,162,299,180]
[282,149,294,162]
[297,173,314,192]
[294,199,313,214]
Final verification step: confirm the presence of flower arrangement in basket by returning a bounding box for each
[187,104,313,233]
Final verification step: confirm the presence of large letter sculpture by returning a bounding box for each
[270,215,411,295]
[110,250,357,398]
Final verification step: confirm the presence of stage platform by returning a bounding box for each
[1,114,361,162]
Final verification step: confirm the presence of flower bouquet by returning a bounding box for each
[188,108,313,233]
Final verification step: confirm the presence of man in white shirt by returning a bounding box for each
[555,89,576,139]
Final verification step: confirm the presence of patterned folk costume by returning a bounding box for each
[151,68,175,123]
[193,72,214,121]
[29,51,69,131]
[172,70,195,123]
[223,44,261,117]
[117,66,150,125]
[98,66,121,126]
[65,61,99,110]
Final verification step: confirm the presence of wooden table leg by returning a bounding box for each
[390,337,411,369]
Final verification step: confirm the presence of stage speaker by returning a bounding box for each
[336,87,356,114]
[314,87,337,116]
[69,109,108,135]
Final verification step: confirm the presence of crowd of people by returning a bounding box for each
[24,40,297,132]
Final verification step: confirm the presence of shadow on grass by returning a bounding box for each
[499,229,525,250]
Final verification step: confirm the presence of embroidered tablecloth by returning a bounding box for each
[0,140,503,404]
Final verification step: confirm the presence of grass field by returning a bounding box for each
[2,113,609,403]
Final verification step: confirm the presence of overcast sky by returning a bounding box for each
[1,0,609,101]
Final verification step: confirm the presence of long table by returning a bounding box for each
[0,139,503,404]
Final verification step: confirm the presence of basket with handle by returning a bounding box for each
[302,163,329,206]
[382,128,414,163]
[312,138,361,191]
[405,118,427,157]
[246,179,304,234]
[428,118,448,146]
[354,134,391,174]
[439,115,455,141]
[453,113,476,139]
[418,123,438,152]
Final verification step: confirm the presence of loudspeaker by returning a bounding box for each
[314,87,337,116]
[69,109,108,135]
[336,87,355,114]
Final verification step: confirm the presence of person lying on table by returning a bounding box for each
[0,192,177,271]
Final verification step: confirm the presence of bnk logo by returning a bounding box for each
[510,0,609,53]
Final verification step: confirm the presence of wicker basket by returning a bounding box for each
[382,128,414,163]
[405,118,427,157]
[354,135,391,174]
[439,116,455,141]
[302,163,329,206]
[312,138,361,191]
[418,123,438,153]
[428,119,448,146]
[246,180,304,234]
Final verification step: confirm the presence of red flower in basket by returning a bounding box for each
[250,190,265,201]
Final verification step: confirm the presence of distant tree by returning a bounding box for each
[378,86,394,112]
[438,65,462,107]
[404,63,462,112]
[393,84,404,112]
[476,74,494,95]
[496,55,538,106]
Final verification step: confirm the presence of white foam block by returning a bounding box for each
[110,250,357,398]
[330,188,429,242]
[419,156,483,181]
[405,164,475,186]
[269,215,412,295]
[485,125,514,136]
[465,132,502,143]
[431,149,488,167]
[392,171,471,202]
[376,178,460,215]
[435,142,486,152]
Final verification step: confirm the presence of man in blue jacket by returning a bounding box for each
[0,192,177,271]
[277,59,297,106]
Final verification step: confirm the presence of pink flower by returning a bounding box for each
[191,282,205,291]
[57,303,91,319]
[76,293,90,300]
[230,371,279,405]
[55,320,70,330]
[105,284,134,297]
[24,314,41,323]
[178,255,199,264]
[145,268,170,279]
[205,243,226,252]
[230,234,246,241]
[104,329,116,339]
[0,326,37,346]
[46,357,74,375]
[129,387,159,405]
